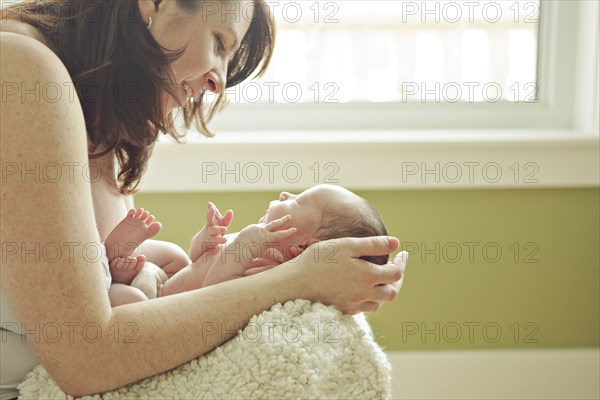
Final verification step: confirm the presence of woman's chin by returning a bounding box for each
[162,89,189,113]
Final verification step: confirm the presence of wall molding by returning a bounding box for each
[140,130,599,193]
[387,348,600,399]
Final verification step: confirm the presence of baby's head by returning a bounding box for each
[259,184,389,265]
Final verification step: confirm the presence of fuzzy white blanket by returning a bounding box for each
[17,300,392,399]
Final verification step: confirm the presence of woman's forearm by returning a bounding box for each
[69,264,303,396]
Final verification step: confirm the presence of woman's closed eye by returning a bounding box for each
[215,34,226,53]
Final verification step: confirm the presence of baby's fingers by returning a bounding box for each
[205,203,217,225]
[268,227,297,241]
[207,226,227,237]
[213,203,223,220]
[244,248,284,270]
[262,247,285,264]
[221,209,234,227]
[265,215,292,231]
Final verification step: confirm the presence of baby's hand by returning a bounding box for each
[190,202,234,262]
[202,215,296,287]
[206,202,234,228]
[235,215,296,270]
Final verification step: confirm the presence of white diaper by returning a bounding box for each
[100,243,112,291]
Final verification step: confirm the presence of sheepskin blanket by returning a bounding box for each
[18,300,392,399]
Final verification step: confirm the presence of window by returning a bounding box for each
[200,0,598,133]
[153,1,598,192]
[209,0,540,104]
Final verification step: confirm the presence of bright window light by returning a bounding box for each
[217,0,540,104]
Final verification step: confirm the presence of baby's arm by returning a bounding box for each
[190,202,234,263]
[157,203,233,296]
[202,216,296,287]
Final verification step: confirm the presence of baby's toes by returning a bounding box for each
[139,210,150,221]
[109,257,128,271]
[132,255,146,273]
[147,221,162,237]
[123,256,140,271]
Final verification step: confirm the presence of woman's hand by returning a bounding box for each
[288,236,408,315]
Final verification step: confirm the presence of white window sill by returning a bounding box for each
[140,130,599,193]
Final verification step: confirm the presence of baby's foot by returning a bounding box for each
[109,254,146,285]
[105,208,162,261]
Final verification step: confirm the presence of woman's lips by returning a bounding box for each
[178,83,189,104]
[181,82,197,103]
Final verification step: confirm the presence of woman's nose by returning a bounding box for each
[202,71,224,95]
[203,57,228,95]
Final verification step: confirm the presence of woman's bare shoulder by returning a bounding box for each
[0,28,90,218]
[0,18,50,44]
[1,30,86,147]
[1,30,73,91]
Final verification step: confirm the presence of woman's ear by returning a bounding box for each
[137,0,153,22]
[138,0,162,21]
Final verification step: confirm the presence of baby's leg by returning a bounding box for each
[105,208,162,284]
[136,239,191,277]
[108,283,149,307]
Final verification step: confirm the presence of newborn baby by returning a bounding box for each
[103,184,389,305]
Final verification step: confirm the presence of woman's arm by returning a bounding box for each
[1,33,405,397]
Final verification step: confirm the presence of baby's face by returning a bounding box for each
[259,184,362,244]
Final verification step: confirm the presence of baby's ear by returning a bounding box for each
[289,238,320,257]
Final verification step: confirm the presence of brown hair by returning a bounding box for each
[315,199,390,266]
[0,0,275,194]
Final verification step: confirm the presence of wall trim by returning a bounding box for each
[387,348,600,400]
[140,130,600,193]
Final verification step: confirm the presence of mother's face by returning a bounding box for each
[138,0,254,110]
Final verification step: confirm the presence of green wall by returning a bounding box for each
[135,188,600,351]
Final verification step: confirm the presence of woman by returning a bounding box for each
[0,0,408,397]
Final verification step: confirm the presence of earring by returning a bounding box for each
[147,16,152,30]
